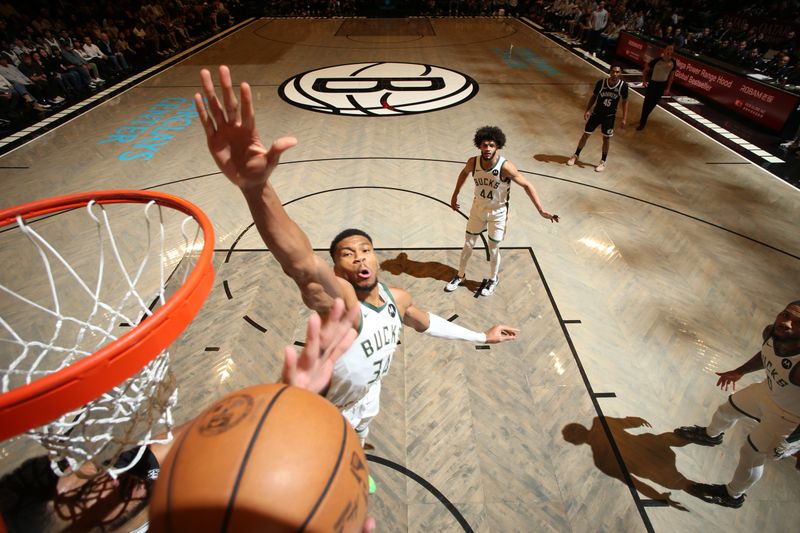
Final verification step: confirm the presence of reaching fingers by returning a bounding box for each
[199,67,226,128]
[498,324,519,337]
[320,298,357,356]
[344,300,360,328]
[327,327,357,367]
[281,345,299,386]
[240,81,255,131]
[218,65,239,125]
[485,325,519,343]
[266,136,299,171]
[303,312,322,367]
[327,297,346,323]
[193,92,215,138]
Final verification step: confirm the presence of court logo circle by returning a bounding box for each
[279,62,479,116]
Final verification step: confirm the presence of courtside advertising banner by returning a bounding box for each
[617,32,800,131]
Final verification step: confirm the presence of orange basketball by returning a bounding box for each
[148,383,369,533]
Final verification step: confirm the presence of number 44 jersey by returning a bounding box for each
[471,155,510,210]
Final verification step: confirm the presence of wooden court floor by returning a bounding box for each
[1,17,799,533]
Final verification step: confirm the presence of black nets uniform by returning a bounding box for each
[584,78,629,137]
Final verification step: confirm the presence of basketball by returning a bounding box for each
[148,383,369,533]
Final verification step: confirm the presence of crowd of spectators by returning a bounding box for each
[536,1,800,85]
[0,0,551,136]
[263,1,534,18]
[0,0,242,134]
[4,0,800,136]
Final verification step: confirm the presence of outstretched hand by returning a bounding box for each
[541,211,559,223]
[195,65,297,189]
[484,324,520,343]
[450,195,460,211]
[715,369,744,391]
[282,298,358,393]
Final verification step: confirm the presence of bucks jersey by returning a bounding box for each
[592,77,629,116]
[471,155,510,210]
[761,334,800,415]
[325,282,403,411]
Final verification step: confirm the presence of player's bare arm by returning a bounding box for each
[195,65,356,318]
[390,287,519,342]
[715,351,765,391]
[504,162,559,222]
[450,159,473,210]
[620,98,628,128]
[584,94,598,119]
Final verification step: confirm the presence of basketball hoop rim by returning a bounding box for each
[0,190,215,441]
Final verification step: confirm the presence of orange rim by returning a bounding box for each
[0,190,215,441]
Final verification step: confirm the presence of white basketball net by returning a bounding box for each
[0,199,202,477]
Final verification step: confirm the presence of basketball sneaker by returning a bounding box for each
[689,483,745,508]
[566,155,577,166]
[481,278,498,296]
[595,161,606,172]
[674,425,723,446]
[445,275,464,292]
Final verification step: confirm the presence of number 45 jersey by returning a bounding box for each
[471,155,510,210]
[592,77,628,117]
[325,282,403,411]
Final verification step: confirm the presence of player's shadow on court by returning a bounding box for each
[380,252,483,292]
[562,416,697,511]
[534,154,592,169]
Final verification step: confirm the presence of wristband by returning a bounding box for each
[424,313,486,343]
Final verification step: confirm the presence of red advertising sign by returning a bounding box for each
[617,32,800,131]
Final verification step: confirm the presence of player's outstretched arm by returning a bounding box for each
[282,298,359,394]
[195,65,354,316]
[391,288,518,343]
[505,162,559,223]
[715,351,764,391]
[196,65,295,189]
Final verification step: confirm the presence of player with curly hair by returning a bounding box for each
[446,126,559,296]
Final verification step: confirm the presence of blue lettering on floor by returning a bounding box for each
[496,47,562,77]
[97,97,199,161]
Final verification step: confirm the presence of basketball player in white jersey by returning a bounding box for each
[194,66,518,456]
[675,301,800,508]
[446,126,559,296]
[566,64,629,172]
